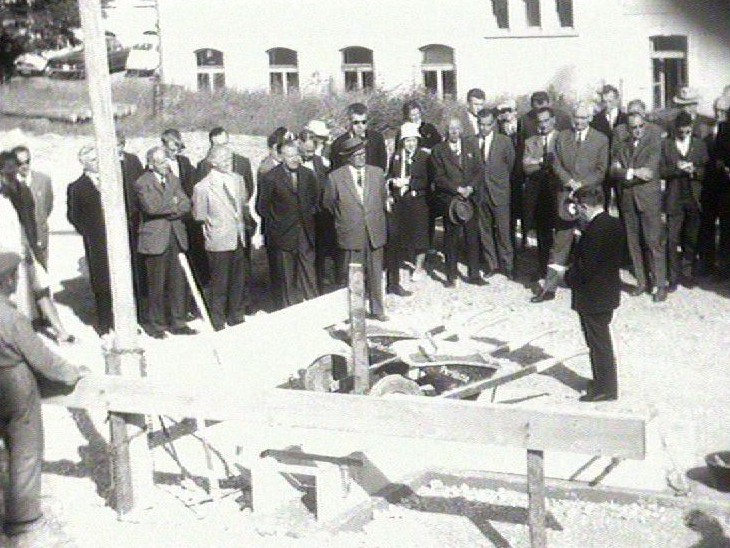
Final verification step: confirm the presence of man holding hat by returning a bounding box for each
[430,118,485,288]
[324,136,389,321]
[0,249,87,538]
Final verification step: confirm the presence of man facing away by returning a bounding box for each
[193,145,253,330]
[324,137,389,321]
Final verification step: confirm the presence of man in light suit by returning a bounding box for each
[661,112,709,290]
[430,118,486,287]
[532,102,609,302]
[135,146,195,338]
[193,145,253,330]
[323,137,389,321]
[611,112,668,302]
[475,107,516,278]
[12,146,53,267]
[329,103,387,172]
[257,141,319,309]
[196,127,255,201]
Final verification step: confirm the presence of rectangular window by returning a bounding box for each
[362,70,374,91]
[651,35,688,110]
[213,72,225,91]
[525,0,541,27]
[556,0,573,28]
[197,72,210,92]
[345,71,358,91]
[442,70,456,98]
[270,72,284,94]
[492,0,510,29]
[286,72,299,94]
[423,70,438,95]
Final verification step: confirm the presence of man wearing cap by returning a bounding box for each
[257,141,319,308]
[324,137,389,320]
[329,103,387,172]
[476,107,516,279]
[611,111,668,302]
[430,118,485,288]
[532,102,609,303]
[67,146,114,335]
[135,146,195,338]
[0,250,87,539]
[193,145,253,329]
[304,120,331,167]
[520,91,572,140]
[162,128,208,290]
[672,87,711,139]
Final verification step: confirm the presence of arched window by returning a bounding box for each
[341,46,374,91]
[267,47,299,95]
[420,45,456,99]
[195,48,225,92]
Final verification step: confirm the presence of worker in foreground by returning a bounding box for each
[0,250,88,539]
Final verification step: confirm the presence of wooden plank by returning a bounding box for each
[527,449,547,548]
[44,377,646,459]
[348,264,369,394]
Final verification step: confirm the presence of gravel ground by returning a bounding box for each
[1,128,730,547]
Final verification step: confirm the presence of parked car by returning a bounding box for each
[47,34,129,78]
[15,43,80,76]
[125,31,159,77]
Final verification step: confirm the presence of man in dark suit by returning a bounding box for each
[591,85,629,210]
[257,141,319,308]
[519,90,572,140]
[67,146,113,335]
[612,99,665,144]
[196,127,255,200]
[662,112,709,290]
[523,106,559,279]
[162,128,209,289]
[135,146,195,338]
[497,99,525,250]
[563,186,625,402]
[323,137,389,321]
[430,118,486,288]
[459,88,486,138]
[611,112,668,302]
[329,103,387,172]
[532,102,609,302]
[476,107,516,278]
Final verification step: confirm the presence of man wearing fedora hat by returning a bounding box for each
[431,118,485,288]
[673,86,711,139]
[304,120,332,166]
[324,136,389,321]
[329,103,387,173]
[0,250,88,539]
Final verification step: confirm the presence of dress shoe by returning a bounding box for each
[467,277,488,286]
[629,286,646,297]
[168,325,198,336]
[444,279,456,288]
[482,270,496,279]
[386,285,413,297]
[579,392,618,402]
[667,282,678,293]
[503,269,515,281]
[530,290,555,303]
[145,328,166,339]
[367,313,390,322]
[652,287,668,303]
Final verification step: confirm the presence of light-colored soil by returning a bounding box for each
[1,128,730,547]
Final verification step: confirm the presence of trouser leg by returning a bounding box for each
[296,246,318,302]
[366,246,385,316]
[144,251,167,333]
[494,203,514,273]
[666,212,683,285]
[622,199,647,288]
[207,250,231,330]
[579,311,617,396]
[167,236,188,329]
[478,203,498,272]
[542,226,574,293]
[443,217,459,281]
[640,209,667,288]
[463,215,481,279]
[227,243,248,325]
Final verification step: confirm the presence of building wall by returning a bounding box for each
[158,0,730,114]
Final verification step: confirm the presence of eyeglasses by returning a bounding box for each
[629,123,645,130]
[17,160,30,166]
[352,120,368,125]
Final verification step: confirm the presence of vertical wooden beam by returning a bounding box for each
[347,263,369,394]
[152,0,164,116]
[78,0,153,515]
[527,449,547,548]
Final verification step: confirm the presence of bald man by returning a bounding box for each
[532,102,609,302]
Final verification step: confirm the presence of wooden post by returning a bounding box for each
[527,449,547,548]
[78,0,153,514]
[152,0,165,116]
[347,263,369,394]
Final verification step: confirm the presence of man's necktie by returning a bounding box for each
[542,135,549,158]
[356,169,364,189]
[480,139,486,162]
[289,169,298,191]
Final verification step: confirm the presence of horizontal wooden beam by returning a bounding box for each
[44,374,645,459]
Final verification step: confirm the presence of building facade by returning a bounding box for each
[157,0,730,114]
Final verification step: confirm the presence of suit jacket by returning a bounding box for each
[329,130,388,172]
[134,170,190,255]
[67,174,110,292]
[256,163,317,251]
[196,152,255,202]
[1,179,42,268]
[716,121,730,175]
[522,131,558,176]
[661,136,709,212]
[394,122,442,151]
[565,212,625,314]
[457,109,481,138]
[590,108,629,139]
[303,154,329,199]
[612,121,665,145]
[323,164,388,250]
[193,170,249,252]
[610,132,663,213]
[519,107,572,140]
[477,132,516,207]
[24,170,53,258]
[388,148,430,196]
[430,138,483,209]
[121,151,145,243]
[174,154,197,198]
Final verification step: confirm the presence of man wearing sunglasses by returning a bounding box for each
[611,112,668,302]
[662,112,709,290]
[329,103,387,172]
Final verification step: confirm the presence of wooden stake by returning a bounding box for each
[527,449,547,548]
[78,0,153,515]
[347,263,369,394]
